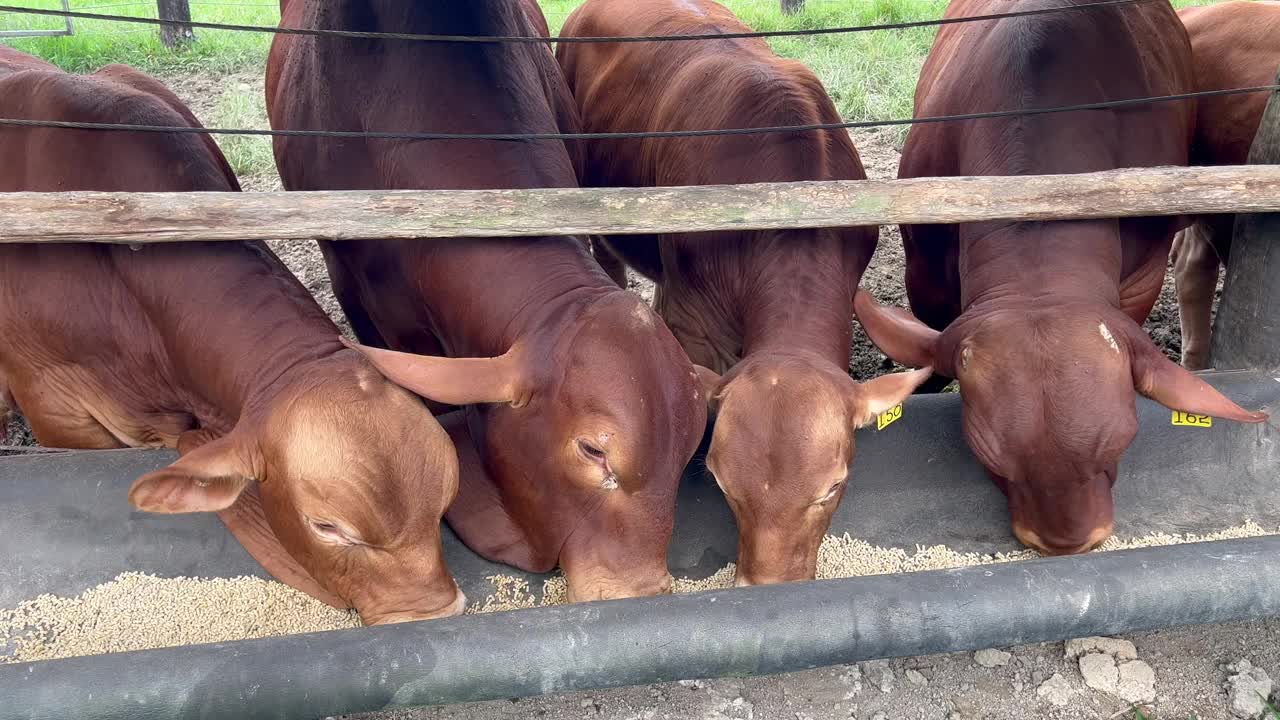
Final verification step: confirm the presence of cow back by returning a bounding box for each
[905,0,1194,181]
[1181,1,1280,167]
[265,1,605,359]
[0,51,335,431]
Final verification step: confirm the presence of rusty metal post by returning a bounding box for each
[1211,72,1280,371]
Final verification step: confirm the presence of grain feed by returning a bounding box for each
[0,572,358,664]
[1,521,1273,662]
[473,520,1276,611]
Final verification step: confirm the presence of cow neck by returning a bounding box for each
[734,230,859,367]
[120,243,343,434]
[958,221,1124,312]
[330,2,524,36]
[414,243,617,359]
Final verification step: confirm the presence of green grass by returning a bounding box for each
[0,0,275,74]
[0,0,1237,131]
[211,76,273,180]
[543,0,945,123]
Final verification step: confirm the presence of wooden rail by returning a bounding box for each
[2,165,1279,244]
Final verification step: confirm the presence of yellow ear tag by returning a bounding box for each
[876,404,903,431]
[1171,410,1212,428]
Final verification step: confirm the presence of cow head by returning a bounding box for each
[696,354,930,585]
[854,290,1267,555]
[128,350,464,625]
[344,292,706,602]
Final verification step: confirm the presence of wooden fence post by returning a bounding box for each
[157,0,194,47]
[781,0,805,15]
[1210,71,1280,371]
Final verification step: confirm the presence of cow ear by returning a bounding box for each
[854,289,941,370]
[129,434,259,513]
[852,367,934,428]
[693,365,723,413]
[1129,338,1267,423]
[341,337,530,407]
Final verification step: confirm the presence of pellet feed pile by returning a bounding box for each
[0,572,359,664]
[1,521,1272,663]
[471,520,1277,612]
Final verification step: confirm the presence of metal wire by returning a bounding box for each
[0,83,1274,141]
[0,0,1157,44]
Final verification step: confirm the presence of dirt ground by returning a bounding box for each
[341,619,1280,720]
[7,73,1270,720]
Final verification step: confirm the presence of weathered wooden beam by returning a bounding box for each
[1,165,1279,245]
[1212,75,1280,371]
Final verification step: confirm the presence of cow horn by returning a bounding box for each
[341,337,530,407]
[853,289,942,371]
[1128,334,1268,423]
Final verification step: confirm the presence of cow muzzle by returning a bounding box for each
[1013,522,1114,556]
[732,524,822,587]
[565,571,674,602]
[360,586,467,626]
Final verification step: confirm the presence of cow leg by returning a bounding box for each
[17,392,127,449]
[901,223,961,394]
[1170,223,1220,371]
[601,235,664,284]
[590,237,629,288]
[0,376,12,443]
[317,241,389,349]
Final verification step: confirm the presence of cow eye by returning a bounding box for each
[815,481,845,506]
[577,439,607,463]
[307,517,362,547]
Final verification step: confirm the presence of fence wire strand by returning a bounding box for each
[0,84,1275,142]
[0,0,1157,44]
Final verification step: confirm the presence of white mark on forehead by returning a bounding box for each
[673,0,709,16]
[1098,322,1120,354]
[960,346,972,370]
[353,365,379,394]
[769,376,779,387]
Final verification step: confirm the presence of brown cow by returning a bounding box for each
[266,1,706,601]
[557,0,932,586]
[852,0,1267,555]
[0,48,464,624]
[1171,1,1280,370]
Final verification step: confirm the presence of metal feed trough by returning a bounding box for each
[1,81,1279,720]
[2,371,1280,719]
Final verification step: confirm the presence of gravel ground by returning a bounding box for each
[342,621,1279,720]
[6,71,1266,720]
